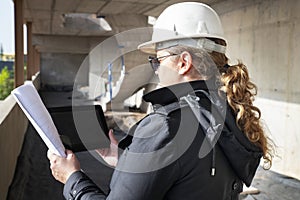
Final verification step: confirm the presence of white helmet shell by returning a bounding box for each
[138,2,226,54]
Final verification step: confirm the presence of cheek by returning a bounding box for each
[157,65,179,85]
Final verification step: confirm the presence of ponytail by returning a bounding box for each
[208,38,274,169]
[166,42,274,168]
[220,63,273,168]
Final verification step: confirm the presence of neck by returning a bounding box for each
[180,73,207,83]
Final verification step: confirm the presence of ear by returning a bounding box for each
[178,51,193,75]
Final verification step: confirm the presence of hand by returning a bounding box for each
[96,129,119,167]
[47,149,81,184]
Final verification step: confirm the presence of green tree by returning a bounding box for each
[0,66,14,100]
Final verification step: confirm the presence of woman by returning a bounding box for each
[48,2,274,199]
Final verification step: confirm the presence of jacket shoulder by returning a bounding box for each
[128,113,171,153]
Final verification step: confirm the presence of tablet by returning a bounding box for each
[48,105,110,152]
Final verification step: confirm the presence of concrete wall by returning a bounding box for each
[220,0,300,179]
[33,35,108,90]
[0,96,28,200]
[40,53,88,89]
[0,75,40,199]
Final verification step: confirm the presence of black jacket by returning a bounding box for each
[63,80,262,200]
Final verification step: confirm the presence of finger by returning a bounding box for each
[108,129,118,145]
[47,150,58,161]
[65,149,75,159]
[65,149,73,154]
[97,148,108,157]
[52,170,59,178]
[47,149,53,160]
[50,163,55,170]
[95,149,104,156]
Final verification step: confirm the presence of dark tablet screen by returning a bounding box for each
[48,105,110,152]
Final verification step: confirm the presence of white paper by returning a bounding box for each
[11,82,66,157]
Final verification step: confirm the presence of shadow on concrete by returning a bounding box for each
[7,123,113,200]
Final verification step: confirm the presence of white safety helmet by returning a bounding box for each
[138,2,226,54]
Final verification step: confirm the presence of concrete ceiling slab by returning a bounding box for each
[25,0,53,10]
[32,19,51,34]
[29,10,51,20]
[23,0,231,36]
[111,0,166,3]
[100,2,155,15]
[75,0,107,13]
[54,0,81,13]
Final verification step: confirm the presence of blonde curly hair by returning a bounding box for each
[166,40,274,169]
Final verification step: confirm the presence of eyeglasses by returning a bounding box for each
[148,54,178,71]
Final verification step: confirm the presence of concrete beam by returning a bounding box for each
[32,35,108,53]
[105,14,148,33]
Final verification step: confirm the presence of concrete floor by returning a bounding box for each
[240,167,300,200]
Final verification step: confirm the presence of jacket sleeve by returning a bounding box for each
[107,161,179,200]
[64,162,180,200]
[63,113,180,200]
[63,171,107,200]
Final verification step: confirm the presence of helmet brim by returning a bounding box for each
[138,34,226,54]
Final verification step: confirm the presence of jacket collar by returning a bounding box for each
[143,79,218,106]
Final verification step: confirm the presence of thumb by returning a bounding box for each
[108,129,118,145]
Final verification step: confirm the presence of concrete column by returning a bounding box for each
[14,0,24,87]
[26,22,34,80]
[33,48,40,74]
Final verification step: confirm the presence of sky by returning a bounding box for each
[0,0,27,54]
